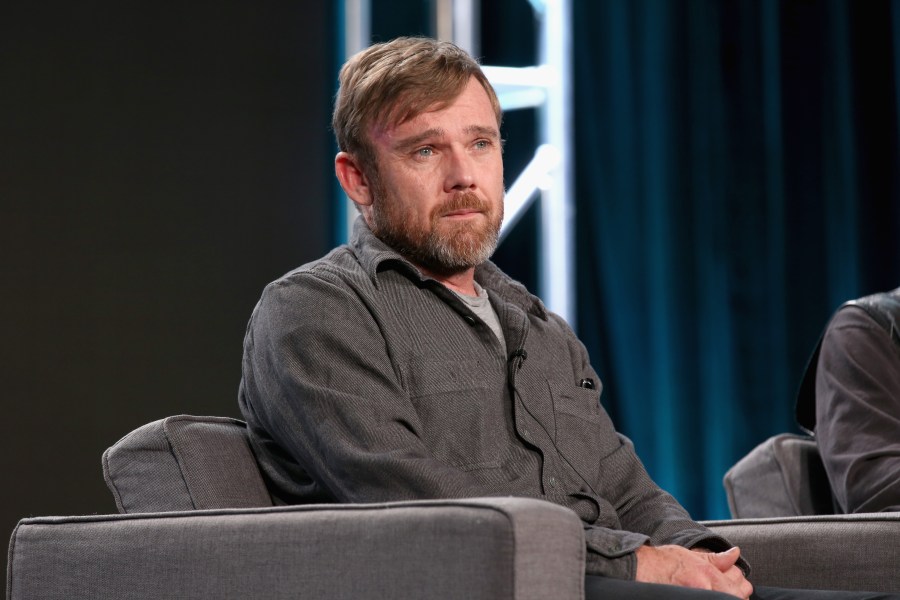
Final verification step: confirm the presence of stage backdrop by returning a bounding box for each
[1,0,335,584]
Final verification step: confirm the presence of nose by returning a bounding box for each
[443,147,476,193]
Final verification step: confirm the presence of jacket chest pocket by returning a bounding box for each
[550,381,621,480]
[405,359,502,471]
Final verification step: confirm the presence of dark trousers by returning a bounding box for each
[584,577,900,600]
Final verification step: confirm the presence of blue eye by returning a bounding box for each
[417,147,433,157]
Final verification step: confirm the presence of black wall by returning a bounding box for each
[1,0,334,575]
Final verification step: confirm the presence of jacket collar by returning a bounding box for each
[349,216,548,320]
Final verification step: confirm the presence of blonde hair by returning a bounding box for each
[332,37,502,172]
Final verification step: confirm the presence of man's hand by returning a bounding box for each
[635,544,753,600]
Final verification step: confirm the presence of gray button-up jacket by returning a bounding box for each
[239,218,736,579]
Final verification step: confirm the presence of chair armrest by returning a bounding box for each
[8,497,585,600]
[703,512,900,592]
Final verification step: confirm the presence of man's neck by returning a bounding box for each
[415,263,478,297]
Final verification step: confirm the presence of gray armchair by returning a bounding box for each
[717,431,900,591]
[9,416,585,600]
[8,416,900,598]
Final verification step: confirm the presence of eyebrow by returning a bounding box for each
[393,125,500,152]
[393,128,444,151]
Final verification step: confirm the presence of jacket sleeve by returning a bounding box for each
[560,321,743,579]
[815,306,900,513]
[581,435,741,579]
[239,271,494,503]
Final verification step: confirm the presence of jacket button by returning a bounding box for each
[549,477,557,488]
[521,429,530,439]
[463,315,476,326]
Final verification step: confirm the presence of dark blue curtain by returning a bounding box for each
[573,0,900,519]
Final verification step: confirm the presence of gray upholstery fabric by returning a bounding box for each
[11,415,900,597]
[102,415,272,513]
[7,498,586,600]
[723,433,836,518]
[704,513,900,592]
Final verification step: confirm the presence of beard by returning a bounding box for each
[369,184,504,276]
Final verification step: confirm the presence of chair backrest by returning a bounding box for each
[723,433,837,518]
[102,415,273,513]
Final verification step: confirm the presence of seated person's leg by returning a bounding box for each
[585,576,741,600]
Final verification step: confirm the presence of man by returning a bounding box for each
[239,37,893,599]
[797,287,900,513]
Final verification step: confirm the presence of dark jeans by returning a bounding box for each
[584,577,900,600]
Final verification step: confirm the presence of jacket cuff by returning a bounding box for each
[583,526,648,579]
[584,528,752,580]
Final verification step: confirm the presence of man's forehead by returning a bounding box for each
[370,79,498,142]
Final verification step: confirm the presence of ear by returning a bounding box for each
[335,152,374,208]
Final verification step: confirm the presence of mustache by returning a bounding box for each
[434,192,489,217]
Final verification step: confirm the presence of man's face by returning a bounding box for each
[364,77,505,275]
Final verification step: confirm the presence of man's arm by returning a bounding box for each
[562,326,748,581]
[816,306,900,513]
[240,271,491,503]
